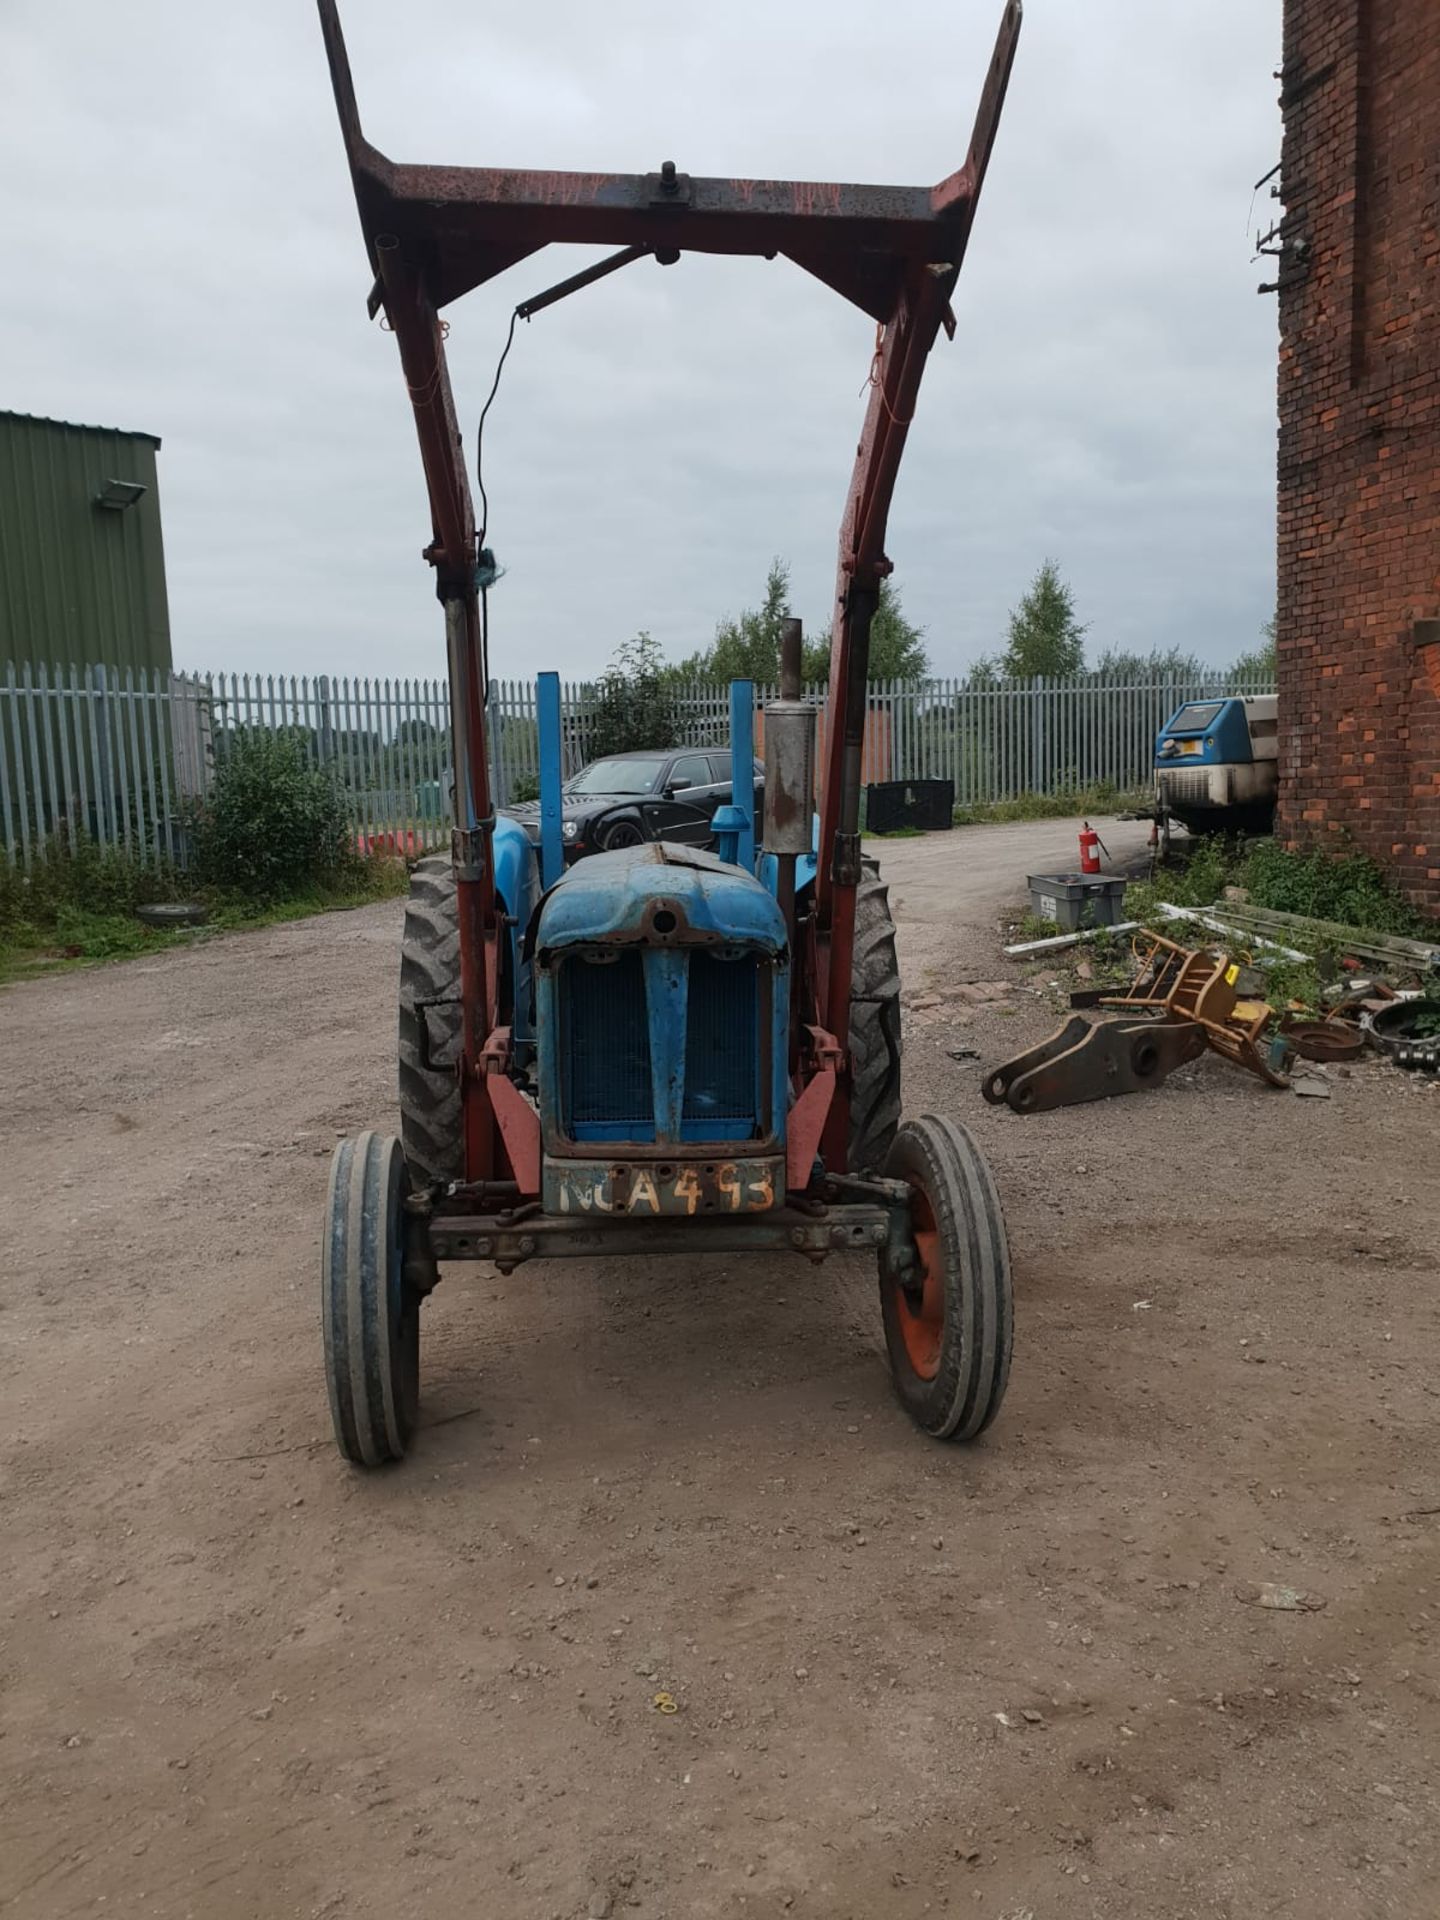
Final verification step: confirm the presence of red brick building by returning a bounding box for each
[1277,0,1439,913]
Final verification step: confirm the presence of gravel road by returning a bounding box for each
[3,817,1438,1920]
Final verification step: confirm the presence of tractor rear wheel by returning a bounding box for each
[398,856,462,1186]
[322,1130,421,1465]
[847,863,902,1173]
[879,1115,1012,1440]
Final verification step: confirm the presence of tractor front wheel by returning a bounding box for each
[322,1131,421,1466]
[879,1115,1012,1441]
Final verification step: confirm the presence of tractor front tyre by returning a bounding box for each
[847,864,902,1174]
[879,1115,1013,1441]
[399,856,462,1187]
[322,1131,421,1466]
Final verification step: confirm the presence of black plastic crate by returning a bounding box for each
[865,779,955,834]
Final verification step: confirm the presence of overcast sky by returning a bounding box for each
[2,0,1282,683]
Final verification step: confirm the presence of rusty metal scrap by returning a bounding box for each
[983,1014,1206,1115]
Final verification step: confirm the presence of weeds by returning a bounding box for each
[953,783,1150,827]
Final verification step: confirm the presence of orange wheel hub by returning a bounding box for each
[893,1185,943,1382]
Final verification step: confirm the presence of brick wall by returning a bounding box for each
[1277,0,1440,914]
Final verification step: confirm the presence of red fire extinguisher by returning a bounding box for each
[1079,821,1103,874]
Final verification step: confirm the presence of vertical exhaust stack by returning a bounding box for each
[764,617,816,943]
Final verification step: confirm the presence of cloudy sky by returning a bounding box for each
[2,0,1281,683]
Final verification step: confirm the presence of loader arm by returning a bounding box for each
[318,0,1022,1182]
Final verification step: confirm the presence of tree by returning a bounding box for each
[587,630,679,759]
[800,577,930,684]
[1088,645,1208,683]
[1228,619,1277,684]
[678,560,930,685]
[676,559,794,683]
[1002,560,1087,679]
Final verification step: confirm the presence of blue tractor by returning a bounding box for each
[317,0,1022,1465]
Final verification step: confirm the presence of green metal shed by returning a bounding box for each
[0,409,172,675]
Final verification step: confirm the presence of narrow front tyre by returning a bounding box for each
[879,1115,1013,1441]
[322,1131,420,1465]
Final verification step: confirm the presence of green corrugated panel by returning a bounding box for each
[0,409,172,675]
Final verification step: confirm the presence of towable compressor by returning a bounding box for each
[317,0,1022,1464]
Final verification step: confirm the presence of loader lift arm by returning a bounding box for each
[317,0,1022,1183]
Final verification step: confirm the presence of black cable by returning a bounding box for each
[476,306,522,552]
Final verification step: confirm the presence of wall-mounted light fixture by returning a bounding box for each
[94,477,148,511]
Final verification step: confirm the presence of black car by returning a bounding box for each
[503,747,765,862]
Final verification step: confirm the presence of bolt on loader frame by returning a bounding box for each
[317,0,1022,1465]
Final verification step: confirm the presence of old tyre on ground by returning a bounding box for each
[398,856,463,1186]
[847,863,903,1173]
[879,1114,1012,1440]
[323,1130,420,1466]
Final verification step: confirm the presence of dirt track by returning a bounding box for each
[4,818,1439,1920]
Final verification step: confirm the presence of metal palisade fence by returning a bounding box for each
[1,661,1274,868]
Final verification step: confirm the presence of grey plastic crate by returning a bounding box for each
[1027,872,1128,932]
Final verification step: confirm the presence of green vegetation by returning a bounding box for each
[1,815,407,987]
[673,559,929,685]
[997,558,1088,679]
[951,782,1150,827]
[1227,619,1278,685]
[1127,838,1429,940]
[1118,839,1435,1013]
[193,731,352,898]
[587,630,680,758]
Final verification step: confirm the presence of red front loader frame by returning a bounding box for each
[318,0,1022,1186]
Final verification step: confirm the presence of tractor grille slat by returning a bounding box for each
[562,951,652,1127]
[683,952,758,1127]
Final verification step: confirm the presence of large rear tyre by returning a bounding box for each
[322,1131,420,1466]
[879,1115,1012,1441]
[848,864,902,1173]
[399,856,462,1186]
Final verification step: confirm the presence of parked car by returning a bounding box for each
[502,747,765,862]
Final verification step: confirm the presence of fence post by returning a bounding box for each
[89,664,114,847]
[315,674,334,764]
[487,677,507,808]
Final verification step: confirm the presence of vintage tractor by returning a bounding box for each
[317,0,1022,1465]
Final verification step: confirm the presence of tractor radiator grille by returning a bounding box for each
[558,948,762,1139]
[684,951,758,1127]
[562,951,652,1128]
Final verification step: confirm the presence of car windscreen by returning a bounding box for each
[567,757,664,796]
[1167,702,1224,734]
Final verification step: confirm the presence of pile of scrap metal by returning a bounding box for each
[990,900,1440,1115]
[1178,898,1440,1075]
[986,932,1295,1114]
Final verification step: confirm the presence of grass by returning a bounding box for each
[0,842,408,985]
[952,782,1151,827]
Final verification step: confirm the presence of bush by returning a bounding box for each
[1240,840,1427,936]
[588,631,679,759]
[192,732,352,900]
